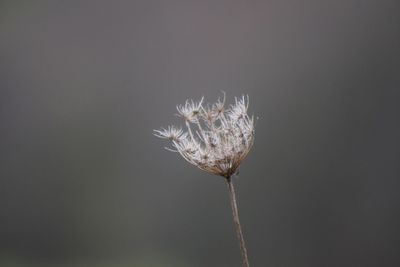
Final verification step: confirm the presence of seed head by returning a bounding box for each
[154,94,256,178]
[176,97,204,123]
[153,126,187,142]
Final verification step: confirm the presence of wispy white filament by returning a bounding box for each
[154,94,255,178]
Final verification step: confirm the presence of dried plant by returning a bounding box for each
[154,93,255,267]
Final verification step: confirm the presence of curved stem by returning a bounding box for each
[226,177,250,267]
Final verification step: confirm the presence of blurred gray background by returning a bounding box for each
[1,0,400,266]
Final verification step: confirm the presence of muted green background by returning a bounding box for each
[1,0,400,266]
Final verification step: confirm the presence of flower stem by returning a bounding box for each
[226,177,250,267]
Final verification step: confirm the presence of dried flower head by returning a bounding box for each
[155,94,255,178]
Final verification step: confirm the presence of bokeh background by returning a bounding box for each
[1,0,400,266]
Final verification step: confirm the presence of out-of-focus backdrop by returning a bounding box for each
[1,0,399,266]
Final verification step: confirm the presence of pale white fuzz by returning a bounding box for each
[154,94,255,178]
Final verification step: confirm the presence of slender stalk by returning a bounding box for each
[226,177,250,267]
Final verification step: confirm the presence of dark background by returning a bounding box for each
[1,0,400,266]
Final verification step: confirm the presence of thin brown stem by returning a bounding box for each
[226,177,250,267]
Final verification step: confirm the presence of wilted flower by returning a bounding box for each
[155,94,255,178]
